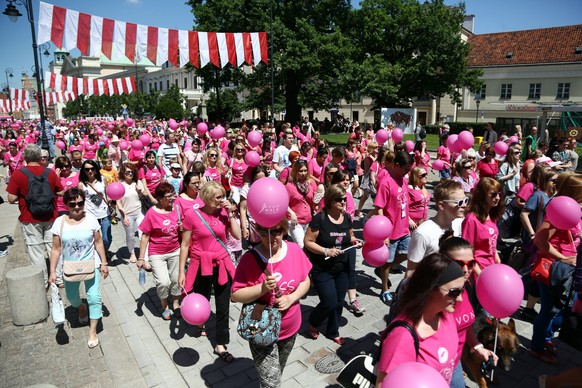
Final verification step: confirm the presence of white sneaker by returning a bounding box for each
[0,250,7,257]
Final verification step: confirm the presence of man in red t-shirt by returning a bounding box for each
[7,144,64,287]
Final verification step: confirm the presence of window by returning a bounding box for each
[557,83,570,99]
[478,84,486,99]
[175,79,178,87]
[159,81,162,91]
[528,83,541,99]
[166,80,170,90]
[500,84,512,99]
[184,77,188,89]
[154,82,157,92]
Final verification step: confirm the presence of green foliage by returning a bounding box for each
[60,92,160,118]
[205,89,243,122]
[153,84,186,119]
[448,122,488,136]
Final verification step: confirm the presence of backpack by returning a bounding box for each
[21,167,54,217]
[419,126,427,139]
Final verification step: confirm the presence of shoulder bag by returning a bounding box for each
[61,216,95,282]
[236,250,282,347]
[86,180,117,219]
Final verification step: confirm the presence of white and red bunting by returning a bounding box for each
[44,91,76,105]
[10,89,30,102]
[37,2,268,68]
[46,72,136,96]
[0,99,31,112]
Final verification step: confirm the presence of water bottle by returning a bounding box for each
[139,268,146,285]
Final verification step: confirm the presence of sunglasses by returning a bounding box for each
[420,173,428,178]
[453,259,477,270]
[67,200,85,208]
[235,148,245,151]
[335,197,347,203]
[84,167,96,172]
[124,170,133,175]
[489,192,500,198]
[208,153,218,157]
[296,159,308,166]
[258,228,285,237]
[442,197,469,207]
[462,165,472,169]
[441,286,465,298]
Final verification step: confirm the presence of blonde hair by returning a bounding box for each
[203,148,224,171]
[323,184,346,210]
[409,166,427,188]
[556,172,582,203]
[199,181,226,205]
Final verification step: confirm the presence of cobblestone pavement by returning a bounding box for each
[1,170,581,388]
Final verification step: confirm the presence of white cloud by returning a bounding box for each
[126,0,141,4]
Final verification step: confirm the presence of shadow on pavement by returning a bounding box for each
[172,347,200,367]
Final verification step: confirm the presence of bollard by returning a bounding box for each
[6,266,49,325]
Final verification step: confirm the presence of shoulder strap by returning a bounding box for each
[381,320,420,360]
[86,180,107,202]
[194,209,229,253]
[41,168,50,178]
[59,215,67,246]
[20,166,33,178]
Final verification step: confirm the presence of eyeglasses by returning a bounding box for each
[440,286,465,298]
[489,192,500,198]
[258,228,285,237]
[442,197,469,207]
[334,197,347,203]
[453,259,477,270]
[67,200,85,208]
[84,167,96,172]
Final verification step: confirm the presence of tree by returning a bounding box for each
[206,89,243,122]
[154,84,186,119]
[345,0,482,107]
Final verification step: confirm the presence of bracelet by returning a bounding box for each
[101,263,108,267]
[137,258,144,261]
[471,343,484,353]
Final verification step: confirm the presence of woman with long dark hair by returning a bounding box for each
[117,163,145,263]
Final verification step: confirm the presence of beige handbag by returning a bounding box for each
[60,216,95,282]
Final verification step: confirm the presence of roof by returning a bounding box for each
[467,24,582,67]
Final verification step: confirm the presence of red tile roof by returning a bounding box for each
[467,25,582,67]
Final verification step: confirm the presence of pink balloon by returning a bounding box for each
[247,130,263,147]
[509,136,519,144]
[391,128,404,143]
[125,118,134,127]
[362,242,389,267]
[432,159,444,171]
[476,264,524,319]
[139,133,151,145]
[180,120,188,127]
[184,142,193,152]
[457,130,475,150]
[493,141,508,156]
[34,130,40,137]
[56,140,66,150]
[131,139,143,150]
[211,125,226,140]
[381,362,448,388]
[446,134,459,152]
[169,121,179,130]
[96,128,104,136]
[107,124,115,131]
[245,150,260,167]
[546,196,582,230]
[79,119,86,125]
[119,140,129,151]
[197,122,208,135]
[181,293,211,325]
[106,182,126,201]
[405,140,415,153]
[247,177,289,228]
[363,215,393,242]
[376,129,389,145]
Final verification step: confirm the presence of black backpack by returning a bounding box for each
[419,126,427,139]
[21,167,54,217]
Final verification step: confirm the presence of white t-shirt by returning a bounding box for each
[82,180,109,219]
[51,214,101,268]
[408,218,463,263]
[272,144,298,169]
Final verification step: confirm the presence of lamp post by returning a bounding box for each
[4,67,13,118]
[3,0,49,151]
[475,98,481,123]
[39,42,50,115]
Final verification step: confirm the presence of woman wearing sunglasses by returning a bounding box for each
[461,178,504,276]
[49,188,109,349]
[305,184,361,345]
[78,159,112,257]
[54,156,80,217]
[476,148,499,179]
[452,158,477,194]
[202,147,226,184]
[439,235,498,388]
[227,144,248,204]
[408,167,431,231]
[232,219,312,388]
[376,253,465,386]
[116,163,146,263]
[138,150,164,210]
[286,159,318,248]
[138,182,182,320]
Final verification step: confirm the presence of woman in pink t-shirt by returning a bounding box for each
[286,159,317,249]
[178,181,241,362]
[55,156,80,215]
[83,135,99,160]
[228,144,248,204]
[308,147,328,185]
[408,167,430,229]
[138,150,164,208]
[232,219,311,387]
[137,182,181,320]
[414,140,431,173]
[376,254,465,386]
[461,178,504,275]
[174,172,204,221]
[240,166,268,246]
[202,147,226,184]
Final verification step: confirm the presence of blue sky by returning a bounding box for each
[0,0,581,89]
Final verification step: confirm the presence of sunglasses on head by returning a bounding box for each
[67,200,85,208]
[442,197,469,207]
[296,159,308,165]
[440,286,465,298]
[453,259,477,270]
[258,227,285,237]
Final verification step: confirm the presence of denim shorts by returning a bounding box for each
[389,234,410,263]
[439,168,451,179]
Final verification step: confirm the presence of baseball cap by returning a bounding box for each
[170,162,181,169]
[536,156,561,168]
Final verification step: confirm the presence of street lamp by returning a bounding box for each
[4,67,13,118]
[475,97,481,123]
[3,0,49,151]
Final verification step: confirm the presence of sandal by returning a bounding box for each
[308,326,320,340]
[87,337,100,349]
[161,308,172,320]
[214,346,234,362]
[197,325,207,336]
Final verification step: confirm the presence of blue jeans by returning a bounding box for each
[531,281,562,351]
[450,362,465,388]
[309,268,349,338]
[98,216,112,252]
[65,268,102,319]
[348,247,356,289]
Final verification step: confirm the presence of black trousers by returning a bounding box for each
[194,266,231,346]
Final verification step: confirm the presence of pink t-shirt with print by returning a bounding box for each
[461,212,498,269]
[138,165,164,195]
[408,187,430,224]
[57,174,80,212]
[374,173,409,240]
[452,288,475,365]
[378,313,458,385]
[203,166,222,183]
[83,142,99,160]
[174,195,205,220]
[229,159,248,188]
[182,208,230,261]
[232,241,312,340]
[139,208,181,255]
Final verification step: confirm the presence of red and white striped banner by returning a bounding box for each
[44,91,77,105]
[46,72,136,96]
[0,99,31,112]
[37,2,268,68]
[9,89,30,102]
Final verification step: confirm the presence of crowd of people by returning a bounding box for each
[1,117,581,387]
